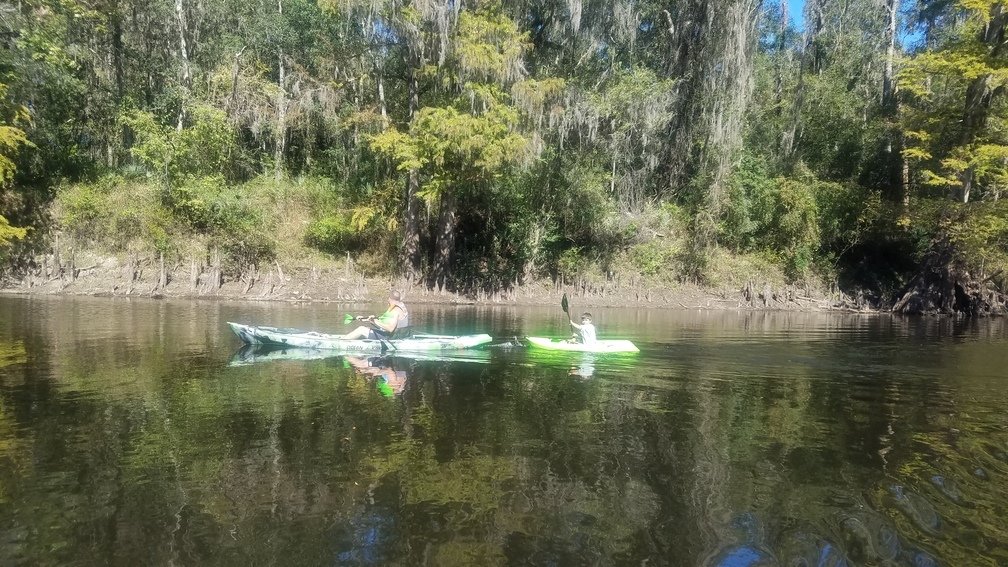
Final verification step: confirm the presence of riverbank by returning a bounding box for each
[0,250,872,313]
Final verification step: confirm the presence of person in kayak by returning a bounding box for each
[342,291,410,340]
[568,312,596,345]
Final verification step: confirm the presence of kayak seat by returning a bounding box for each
[389,327,413,340]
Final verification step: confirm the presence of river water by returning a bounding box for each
[0,295,1006,565]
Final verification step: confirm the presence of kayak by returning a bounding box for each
[526,336,640,353]
[229,344,493,366]
[227,322,493,352]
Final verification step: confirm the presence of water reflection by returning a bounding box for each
[567,354,596,378]
[0,296,1007,565]
[229,345,495,398]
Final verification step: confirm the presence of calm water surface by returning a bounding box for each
[0,295,1006,566]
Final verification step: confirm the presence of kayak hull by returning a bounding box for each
[230,344,493,366]
[526,336,640,353]
[228,322,492,352]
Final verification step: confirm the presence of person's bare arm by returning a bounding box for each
[370,307,402,333]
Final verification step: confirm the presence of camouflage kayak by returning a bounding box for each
[228,344,493,366]
[227,322,493,353]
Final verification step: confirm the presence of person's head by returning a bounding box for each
[581,312,592,323]
[388,290,401,305]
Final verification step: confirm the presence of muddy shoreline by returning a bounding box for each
[1,254,876,313]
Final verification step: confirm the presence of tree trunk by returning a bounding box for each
[111,1,124,100]
[403,169,422,279]
[274,0,286,181]
[157,252,168,291]
[882,0,898,110]
[774,0,786,117]
[883,0,902,202]
[378,72,388,122]
[783,4,816,160]
[900,128,910,213]
[174,0,190,131]
[228,46,247,117]
[432,190,457,292]
[401,59,422,280]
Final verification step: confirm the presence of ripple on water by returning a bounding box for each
[929,475,971,507]
[839,512,901,564]
[891,485,943,535]
[705,543,776,567]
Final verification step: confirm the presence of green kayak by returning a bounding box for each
[526,336,640,353]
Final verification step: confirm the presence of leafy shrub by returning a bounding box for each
[630,241,673,276]
[163,183,216,232]
[163,177,270,240]
[220,231,276,273]
[775,177,820,277]
[557,247,584,281]
[0,215,28,260]
[57,183,107,242]
[122,103,243,184]
[305,214,361,254]
[721,154,776,251]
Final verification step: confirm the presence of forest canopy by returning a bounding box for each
[2,0,1008,313]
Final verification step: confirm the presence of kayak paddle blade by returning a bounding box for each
[343,314,354,325]
[561,294,569,315]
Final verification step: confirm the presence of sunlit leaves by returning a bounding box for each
[0,215,29,252]
[456,9,530,84]
[122,103,240,184]
[369,6,533,205]
[0,84,34,184]
[899,1,1008,201]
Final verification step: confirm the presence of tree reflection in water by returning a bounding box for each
[0,298,1006,565]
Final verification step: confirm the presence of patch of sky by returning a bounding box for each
[784,0,922,49]
[786,0,804,29]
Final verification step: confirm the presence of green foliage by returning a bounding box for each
[304,214,361,254]
[7,0,1008,299]
[0,215,29,258]
[774,176,820,276]
[122,103,241,185]
[815,181,880,261]
[54,175,276,267]
[720,160,824,278]
[371,102,529,205]
[55,177,173,253]
[557,247,584,281]
[57,183,106,242]
[160,177,268,238]
[943,201,1008,270]
[721,155,777,251]
[629,242,675,277]
[0,79,35,184]
[455,9,530,83]
[899,1,1008,202]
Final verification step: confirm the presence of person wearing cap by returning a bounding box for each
[568,312,596,345]
[342,291,410,340]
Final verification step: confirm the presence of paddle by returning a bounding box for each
[562,293,577,342]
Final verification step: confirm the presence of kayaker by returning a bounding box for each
[342,291,410,340]
[568,312,596,345]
